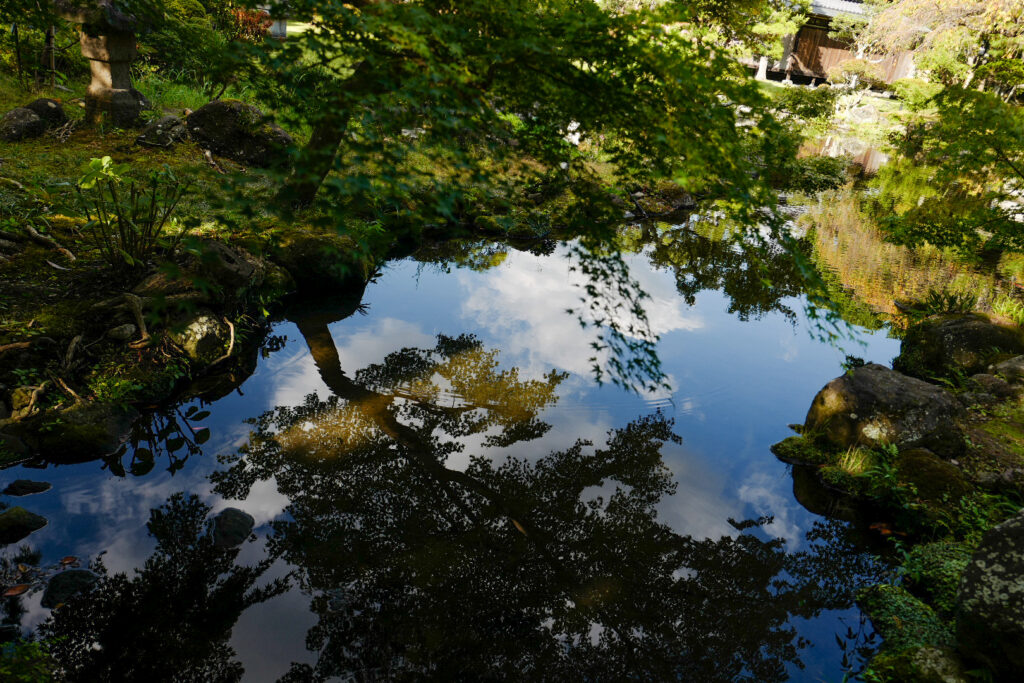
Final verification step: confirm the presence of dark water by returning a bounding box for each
[3,225,902,681]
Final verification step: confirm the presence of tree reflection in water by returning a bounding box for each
[38,494,287,682]
[201,317,882,681]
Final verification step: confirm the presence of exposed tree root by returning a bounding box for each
[24,225,76,262]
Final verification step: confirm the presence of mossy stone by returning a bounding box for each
[771,435,832,465]
[867,646,969,683]
[41,569,98,608]
[858,584,954,652]
[903,540,974,618]
[895,314,1024,381]
[896,449,971,505]
[2,480,52,497]
[803,363,965,458]
[186,100,293,168]
[0,506,47,544]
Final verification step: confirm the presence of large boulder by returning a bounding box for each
[804,363,965,458]
[23,98,67,128]
[0,108,47,142]
[186,100,293,168]
[135,114,186,148]
[957,511,1024,678]
[895,314,1024,380]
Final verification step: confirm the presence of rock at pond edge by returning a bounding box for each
[0,506,47,544]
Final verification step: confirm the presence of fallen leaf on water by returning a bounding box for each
[4,584,30,597]
[16,564,29,573]
[61,556,78,565]
[511,519,527,536]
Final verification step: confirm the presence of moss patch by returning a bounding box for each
[770,434,834,465]
[902,540,975,618]
[858,584,954,652]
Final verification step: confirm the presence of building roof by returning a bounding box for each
[810,0,865,18]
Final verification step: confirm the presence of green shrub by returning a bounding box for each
[786,154,849,194]
[774,85,838,121]
[891,78,943,111]
[0,639,56,682]
[828,58,885,90]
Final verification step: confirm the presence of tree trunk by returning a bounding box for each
[278,120,348,208]
[39,25,57,89]
[277,60,380,208]
[755,55,768,81]
[12,23,24,88]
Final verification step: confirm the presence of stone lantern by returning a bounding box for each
[55,1,149,127]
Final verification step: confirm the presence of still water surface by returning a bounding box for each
[8,226,903,681]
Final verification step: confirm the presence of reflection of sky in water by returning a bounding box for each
[7,243,901,682]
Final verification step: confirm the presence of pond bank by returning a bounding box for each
[774,312,1024,681]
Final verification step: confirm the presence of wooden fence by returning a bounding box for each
[787,26,912,83]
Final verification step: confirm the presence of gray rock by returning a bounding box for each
[186,100,293,168]
[195,240,259,295]
[969,373,1015,399]
[0,108,47,142]
[23,98,67,129]
[804,363,965,457]
[136,114,186,148]
[958,391,998,408]
[41,569,98,608]
[2,480,51,496]
[957,511,1024,678]
[168,311,229,363]
[211,507,255,548]
[896,314,1024,380]
[107,323,137,341]
[0,506,47,544]
[991,356,1024,383]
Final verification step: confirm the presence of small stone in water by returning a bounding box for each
[2,480,52,496]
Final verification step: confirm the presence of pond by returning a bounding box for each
[3,223,905,681]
